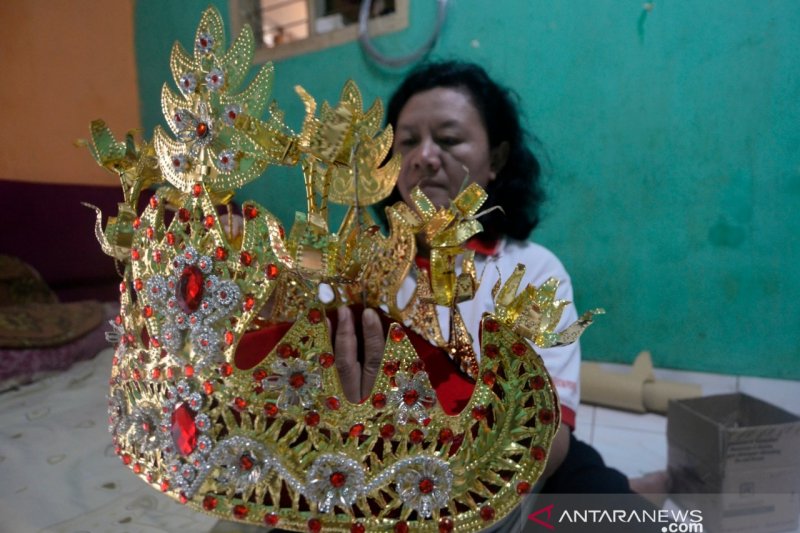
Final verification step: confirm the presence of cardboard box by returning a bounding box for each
[668,393,800,533]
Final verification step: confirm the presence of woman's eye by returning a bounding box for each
[437,137,460,147]
[398,138,418,148]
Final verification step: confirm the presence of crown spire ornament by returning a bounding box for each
[85,7,601,531]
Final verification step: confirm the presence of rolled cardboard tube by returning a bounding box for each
[580,351,702,414]
[642,380,702,414]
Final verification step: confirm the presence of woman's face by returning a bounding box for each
[393,87,501,209]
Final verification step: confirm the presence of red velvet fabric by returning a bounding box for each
[232,307,476,415]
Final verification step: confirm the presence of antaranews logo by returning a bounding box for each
[525,499,703,532]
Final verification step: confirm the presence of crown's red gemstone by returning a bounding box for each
[349,423,365,439]
[166,232,176,245]
[132,217,141,229]
[131,248,141,261]
[264,513,279,526]
[225,331,234,345]
[438,427,454,444]
[244,205,258,219]
[484,318,500,333]
[192,183,203,197]
[438,517,454,533]
[145,226,154,240]
[252,368,267,381]
[134,278,143,291]
[234,397,247,410]
[215,246,227,260]
[196,122,209,138]
[289,372,306,389]
[151,368,161,379]
[204,215,215,229]
[482,370,496,387]
[485,344,500,359]
[277,343,296,358]
[530,375,546,390]
[516,481,531,494]
[122,454,132,465]
[203,380,214,395]
[178,208,191,222]
[305,411,320,427]
[394,522,409,533]
[389,326,406,342]
[177,265,204,313]
[264,402,279,417]
[531,446,546,461]
[153,249,162,263]
[538,408,554,424]
[132,368,142,381]
[171,402,198,456]
[319,352,335,368]
[329,471,347,488]
[240,251,253,266]
[382,361,399,376]
[418,477,434,494]
[220,362,233,377]
[325,396,340,410]
[233,504,248,519]
[472,405,487,421]
[160,480,169,492]
[402,389,419,406]
[380,423,395,439]
[351,523,365,533]
[308,518,322,533]
[243,294,255,311]
[143,305,153,318]
[203,495,218,511]
[511,342,527,356]
[266,263,279,279]
[308,308,323,324]
[179,492,188,504]
[184,364,194,377]
[371,392,386,409]
[409,429,424,444]
[410,359,425,374]
[480,505,496,521]
[239,454,254,470]
[149,196,159,208]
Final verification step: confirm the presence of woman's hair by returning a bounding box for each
[379,60,546,241]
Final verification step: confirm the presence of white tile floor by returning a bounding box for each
[574,365,800,479]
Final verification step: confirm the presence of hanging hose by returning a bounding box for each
[357,0,448,68]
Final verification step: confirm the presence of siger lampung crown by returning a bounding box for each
[85,8,600,532]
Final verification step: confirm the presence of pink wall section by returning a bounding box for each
[0,0,140,186]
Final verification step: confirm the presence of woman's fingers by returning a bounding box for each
[360,308,385,399]
[334,306,362,403]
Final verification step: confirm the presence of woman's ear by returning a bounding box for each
[489,141,510,181]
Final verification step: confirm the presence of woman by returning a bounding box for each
[335,60,637,496]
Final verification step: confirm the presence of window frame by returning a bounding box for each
[229,0,409,62]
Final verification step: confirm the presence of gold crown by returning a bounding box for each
[86,8,601,532]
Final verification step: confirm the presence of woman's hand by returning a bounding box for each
[333,306,386,403]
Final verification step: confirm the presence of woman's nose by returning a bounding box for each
[412,138,442,172]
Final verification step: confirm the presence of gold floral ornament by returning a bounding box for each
[154,7,287,195]
[281,80,399,284]
[493,267,605,348]
[79,120,160,260]
[88,7,602,532]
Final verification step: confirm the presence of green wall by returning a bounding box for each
[135,1,800,379]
